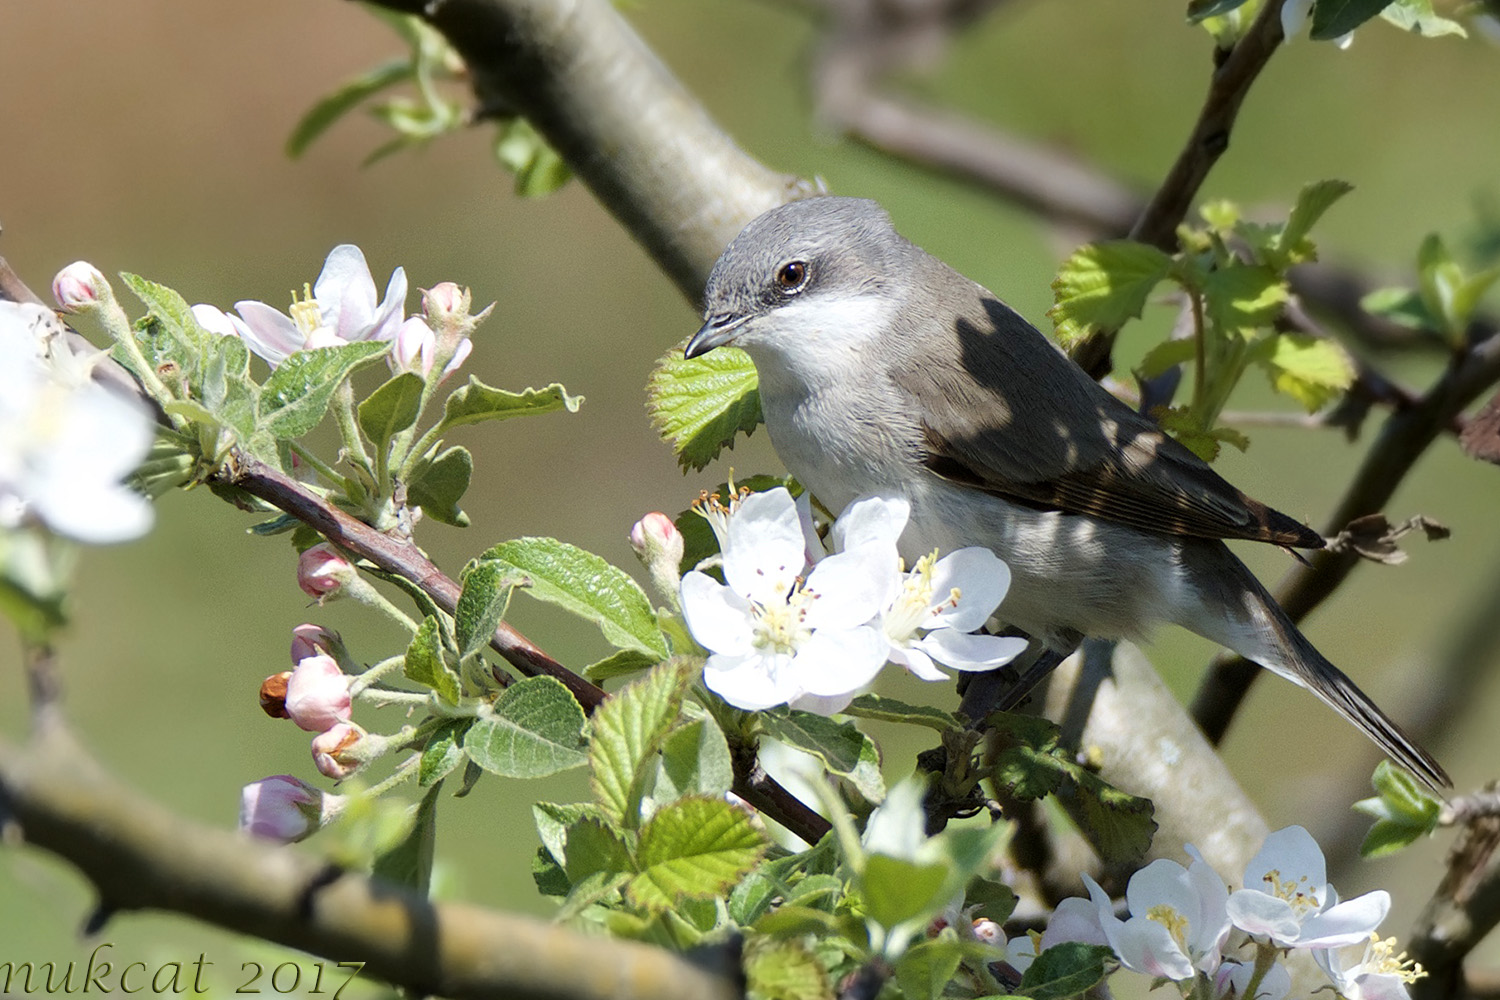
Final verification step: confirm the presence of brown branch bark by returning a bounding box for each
[0,719,742,1000]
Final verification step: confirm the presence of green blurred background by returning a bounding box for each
[3,0,1498,982]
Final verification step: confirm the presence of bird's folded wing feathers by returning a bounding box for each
[893,288,1323,549]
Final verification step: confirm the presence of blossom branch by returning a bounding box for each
[1407,805,1500,1000]
[0,720,740,1000]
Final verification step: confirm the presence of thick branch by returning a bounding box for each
[0,721,740,1000]
[367,0,808,301]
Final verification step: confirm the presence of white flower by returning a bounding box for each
[1315,932,1427,1000]
[1280,0,1354,48]
[680,487,891,712]
[832,495,1026,681]
[1226,826,1389,950]
[229,244,408,366]
[1083,846,1231,982]
[0,305,153,543]
[1215,959,1292,1000]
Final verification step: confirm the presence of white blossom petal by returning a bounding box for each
[795,626,888,697]
[1296,891,1391,949]
[893,644,947,682]
[801,543,898,631]
[679,572,754,656]
[829,494,909,552]
[721,488,807,603]
[917,630,1027,672]
[704,651,798,710]
[928,546,1010,632]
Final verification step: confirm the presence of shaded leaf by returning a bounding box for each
[454,560,525,660]
[657,715,735,802]
[404,616,461,704]
[1016,943,1115,1000]
[372,782,442,893]
[761,710,865,775]
[1311,0,1391,37]
[408,444,473,527]
[846,694,960,733]
[862,854,951,930]
[589,661,693,829]
[357,371,425,456]
[419,719,472,787]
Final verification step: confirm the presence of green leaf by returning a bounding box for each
[1311,0,1391,37]
[1276,180,1354,261]
[1049,241,1173,347]
[287,58,413,158]
[1152,406,1250,462]
[466,675,588,778]
[646,344,763,471]
[754,905,843,938]
[407,445,472,527]
[895,939,970,1000]
[259,341,392,439]
[1455,265,1500,332]
[761,710,865,774]
[532,846,571,897]
[1185,0,1253,22]
[1203,264,1288,334]
[585,648,661,682]
[419,719,472,787]
[403,616,461,704]
[846,694,960,733]
[533,801,606,863]
[357,372,425,457]
[493,118,573,197]
[120,272,212,361]
[454,560,526,660]
[1379,0,1467,37]
[1068,769,1157,865]
[561,817,634,883]
[656,715,735,802]
[744,938,833,1000]
[1354,760,1441,858]
[436,377,581,434]
[626,795,769,911]
[481,537,668,658]
[1016,943,1115,1000]
[1359,819,1428,859]
[1134,337,1197,381]
[862,854,951,930]
[371,782,442,893]
[1360,286,1438,330]
[589,661,693,829]
[966,875,1019,923]
[1253,333,1356,412]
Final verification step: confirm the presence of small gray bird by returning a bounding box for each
[685,195,1448,789]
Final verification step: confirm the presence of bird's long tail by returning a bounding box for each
[1181,542,1450,791]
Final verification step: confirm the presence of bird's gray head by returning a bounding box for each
[684,197,911,361]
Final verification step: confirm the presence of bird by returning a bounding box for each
[684,195,1449,790]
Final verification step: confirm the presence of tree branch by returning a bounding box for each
[0,719,741,1000]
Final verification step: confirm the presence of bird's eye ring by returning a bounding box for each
[775,260,809,293]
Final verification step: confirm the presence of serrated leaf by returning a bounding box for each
[626,795,769,911]
[657,715,735,802]
[1380,0,1467,37]
[371,782,441,893]
[846,694,960,733]
[1067,769,1156,864]
[407,444,472,527]
[120,272,212,362]
[589,661,693,829]
[1311,0,1391,37]
[259,341,392,439]
[482,537,668,658]
[761,710,865,774]
[1255,333,1355,412]
[562,818,634,883]
[1277,180,1354,260]
[895,939,970,1000]
[1016,943,1115,1000]
[987,713,1069,800]
[357,371,425,457]
[454,560,525,660]
[1203,264,1288,334]
[436,377,581,434]
[466,675,588,778]
[647,344,763,471]
[744,937,833,1000]
[862,853,951,930]
[533,801,607,863]
[403,616,461,704]
[287,58,413,158]
[419,719,472,787]
[1049,241,1173,346]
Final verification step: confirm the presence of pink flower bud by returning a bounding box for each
[284,654,352,732]
[312,722,366,780]
[52,261,108,313]
[297,543,354,600]
[392,316,436,375]
[290,623,341,663]
[260,671,292,719]
[439,336,473,381]
[972,918,1004,945]
[239,775,325,843]
[630,512,685,606]
[422,281,469,319]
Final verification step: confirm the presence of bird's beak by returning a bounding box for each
[685,313,747,359]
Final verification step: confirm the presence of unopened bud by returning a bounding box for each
[240,775,342,843]
[297,543,354,600]
[630,512,685,610]
[392,316,436,375]
[312,722,366,780]
[290,623,341,663]
[972,918,1004,945]
[421,281,471,323]
[284,654,352,732]
[52,261,109,313]
[260,671,292,719]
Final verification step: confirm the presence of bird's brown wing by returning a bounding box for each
[893,286,1323,549]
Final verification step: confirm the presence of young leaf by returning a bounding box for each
[404,615,461,704]
[1353,760,1442,858]
[482,537,669,658]
[371,782,442,893]
[646,344,763,472]
[493,117,574,197]
[533,801,607,864]
[1253,333,1355,412]
[861,854,951,931]
[561,817,634,883]
[466,675,588,778]
[743,938,832,1000]
[846,694,960,734]
[626,795,769,911]
[419,718,472,787]
[589,661,693,829]
[1276,180,1354,262]
[656,715,735,802]
[436,377,581,433]
[259,341,392,439]
[407,444,473,527]
[287,58,413,158]
[454,560,526,660]
[1049,241,1173,347]
[533,846,571,897]
[120,272,213,363]
[1203,264,1287,334]
[584,648,660,682]
[1360,287,1438,330]
[1134,337,1197,382]
[1380,0,1467,38]
[357,371,425,456]
[1311,0,1391,38]
[1016,943,1115,1000]
[895,939,970,1000]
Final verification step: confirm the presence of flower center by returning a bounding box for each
[751,585,814,655]
[1362,933,1426,984]
[1258,868,1319,915]
[289,283,324,337]
[884,550,959,642]
[1146,904,1191,955]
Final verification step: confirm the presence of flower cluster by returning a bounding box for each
[1037,826,1425,1000]
[675,487,1027,714]
[255,621,368,788]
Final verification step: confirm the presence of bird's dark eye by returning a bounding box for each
[775,260,809,293]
